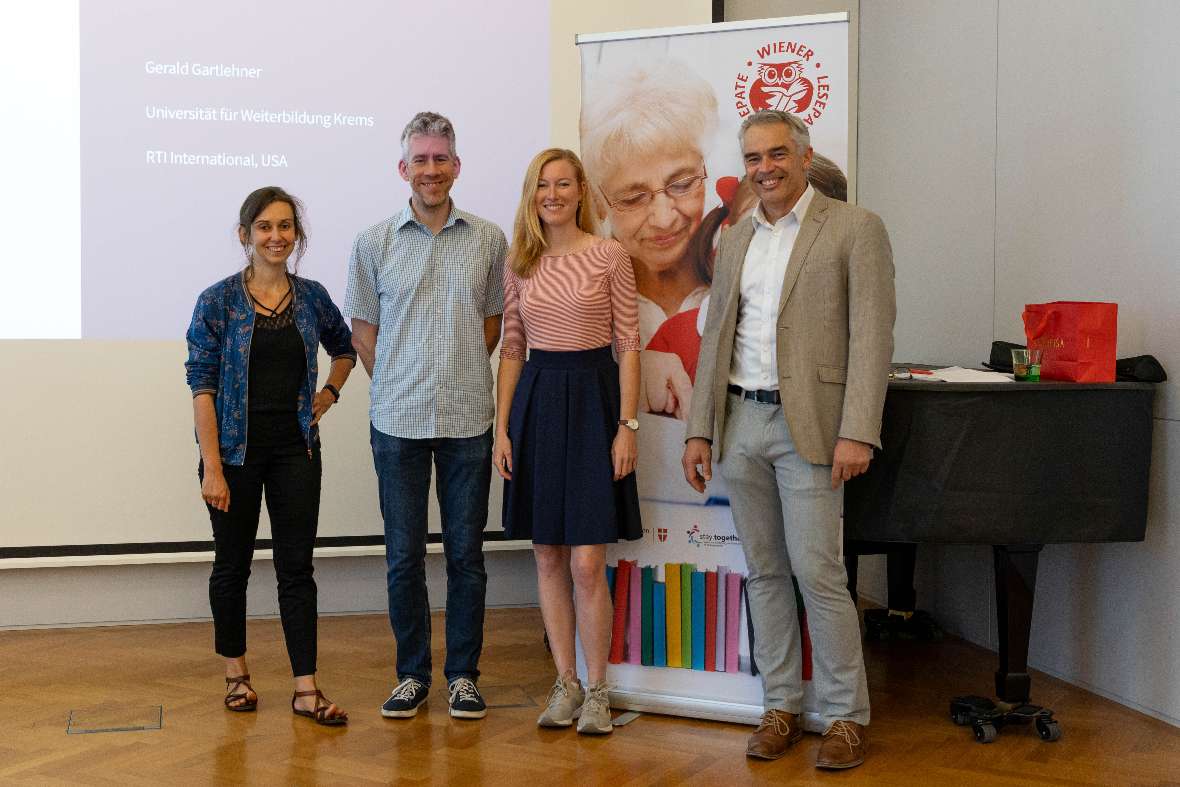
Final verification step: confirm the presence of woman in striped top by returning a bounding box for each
[494,148,643,735]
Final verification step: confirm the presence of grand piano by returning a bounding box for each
[842,377,1156,703]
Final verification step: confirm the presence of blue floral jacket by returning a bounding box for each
[185,272,357,465]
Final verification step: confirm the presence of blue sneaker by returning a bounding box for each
[381,677,429,718]
[447,677,487,719]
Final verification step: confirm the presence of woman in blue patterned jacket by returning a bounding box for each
[185,186,355,725]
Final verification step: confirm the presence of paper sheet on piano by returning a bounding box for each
[911,366,1015,383]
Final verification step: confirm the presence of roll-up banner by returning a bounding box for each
[576,14,851,728]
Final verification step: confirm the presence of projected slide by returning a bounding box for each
[2,0,549,339]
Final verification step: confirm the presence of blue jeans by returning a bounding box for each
[370,425,492,686]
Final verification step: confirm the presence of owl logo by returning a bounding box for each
[749,60,815,114]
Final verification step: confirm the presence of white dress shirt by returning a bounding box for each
[729,185,815,391]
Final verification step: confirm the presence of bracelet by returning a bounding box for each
[323,383,340,402]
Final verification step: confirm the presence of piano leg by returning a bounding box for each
[993,544,1043,703]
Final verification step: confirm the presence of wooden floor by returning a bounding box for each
[2,608,1178,786]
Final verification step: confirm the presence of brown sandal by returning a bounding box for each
[292,689,348,726]
[224,674,258,712]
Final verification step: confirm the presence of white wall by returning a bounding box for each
[0,552,539,629]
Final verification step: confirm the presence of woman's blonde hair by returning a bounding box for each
[509,148,597,277]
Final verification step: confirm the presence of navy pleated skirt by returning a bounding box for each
[502,346,643,545]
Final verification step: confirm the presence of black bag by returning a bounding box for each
[1115,355,1167,383]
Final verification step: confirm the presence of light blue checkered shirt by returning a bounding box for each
[344,202,506,439]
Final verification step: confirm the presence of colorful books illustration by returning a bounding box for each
[608,560,631,664]
[641,565,654,666]
[704,570,717,671]
[726,571,741,673]
[716,566,728,671]
[607,560,758,676]
[627,561,642,665]
[680,563,693,668]
[690,570,705,670]
[665,563,682,667]
[653,581,667,667]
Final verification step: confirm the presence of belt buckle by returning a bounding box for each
[729,384,778,404]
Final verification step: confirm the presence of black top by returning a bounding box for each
[247,309,306,447]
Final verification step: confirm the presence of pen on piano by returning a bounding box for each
[889,367,943,381]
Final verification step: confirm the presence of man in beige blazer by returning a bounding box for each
[682,110,895,770]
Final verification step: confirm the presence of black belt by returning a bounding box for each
[728,384,781,404]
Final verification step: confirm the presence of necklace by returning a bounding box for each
[247,283,292,317]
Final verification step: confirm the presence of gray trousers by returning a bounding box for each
[720,394,870,726]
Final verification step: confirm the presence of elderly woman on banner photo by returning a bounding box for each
[185,186,355,726]
[580,60,719,420]
[494,148,643,736]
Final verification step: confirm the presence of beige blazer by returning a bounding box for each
[686,191,896,466]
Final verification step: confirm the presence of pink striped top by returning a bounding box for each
[500,239,641,361]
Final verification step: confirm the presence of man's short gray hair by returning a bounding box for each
[739,110,810,156]
[400,111,457,161]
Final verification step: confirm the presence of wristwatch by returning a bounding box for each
[618,418,639,432]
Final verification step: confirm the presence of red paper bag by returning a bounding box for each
[1021,301,1117,382]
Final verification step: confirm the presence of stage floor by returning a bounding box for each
[2,607,1177,785]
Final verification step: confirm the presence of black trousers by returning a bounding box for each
[201,439,321,676]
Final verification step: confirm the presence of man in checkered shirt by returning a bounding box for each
[345,111,506,722]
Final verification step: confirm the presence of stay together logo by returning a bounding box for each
[687,523,741,548]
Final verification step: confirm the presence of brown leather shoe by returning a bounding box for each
[816,720,867,769]
[746,709,803,760]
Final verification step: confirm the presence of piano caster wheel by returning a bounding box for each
[950,695,996,728]
[1036,718,1062,742]
[973,722,998,744]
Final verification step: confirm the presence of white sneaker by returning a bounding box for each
[576,682,613,735]
[537,675,585,727]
